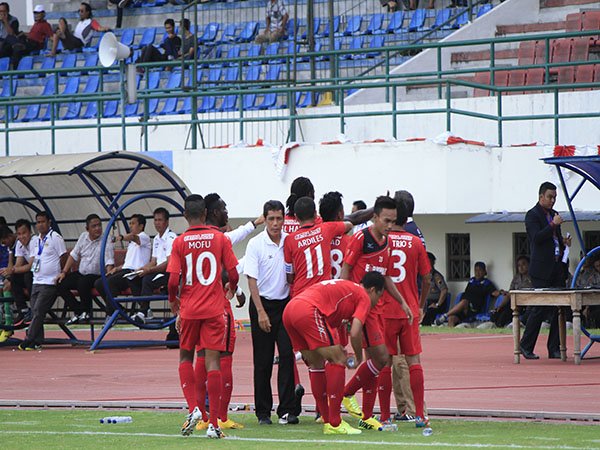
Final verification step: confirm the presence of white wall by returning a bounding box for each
[6,0,32,26]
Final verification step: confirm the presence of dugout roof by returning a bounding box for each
[0,152,189,245]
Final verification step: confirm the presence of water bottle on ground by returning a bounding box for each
[100,416,133,424]
[422,427,433,436]
[381,422,398,432]
[346,356,357,369]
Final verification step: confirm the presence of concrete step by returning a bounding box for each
[496,20,566,36]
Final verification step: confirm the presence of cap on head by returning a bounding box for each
[34,5,45,13]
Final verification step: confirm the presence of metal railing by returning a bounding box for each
[0,28,599,153]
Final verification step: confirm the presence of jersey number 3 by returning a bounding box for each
[390,249,407,283]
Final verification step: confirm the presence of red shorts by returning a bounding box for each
[223,305,236,353]
[180,315,226,352]
[283,300,339,352]
[384,317,421,356]
[362,312,385,349]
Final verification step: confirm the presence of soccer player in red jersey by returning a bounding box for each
[284,197,353,298]
[167,194,239,439]
[283,273,386,435]
[340,196,413,431]
[379,198,432,430]
[319,191,352,280]
[283,177,317,234]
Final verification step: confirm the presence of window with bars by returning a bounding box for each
[446,233,470,281]
[513,232,530,261]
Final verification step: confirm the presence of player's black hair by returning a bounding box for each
[131,213,146,229]
[85,213,101,227]
[164,18,175,28]
[474,261,487,275]
[353,200,367,211]
[263,200,284,217]
[373,196,396,215]
[516,255,530,265]
[427,252,436,265]
[361,271,385,292]
[181,17,191,31]
[15,218,31,231]
[0,225,13,239]
[185,194,206,219]
[394,190,415,217]
[539,181,557,196]
[80,2,92,17]
[204,193,222,216]
[153,207,170,220]
[319,191,343,222]
[395,196,409,226]
[294,197,316,222]
[0,216,6,226]
[286,176,315,216]
[35,211,50,221]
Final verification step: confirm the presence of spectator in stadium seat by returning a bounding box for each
[0,2,20,59]
[421,252,449,326]
[130,207,176,324]
[10,5,54,70]
[18,212,67,351]
[488,255,532,328]
[137,18,181,67]
[437,261,500,327]
[57,214,115,325]
[255,0,289,44]
[94,214,151,320]
[180,18,196,60]
[0,219,37,327]
[49,3,111,57]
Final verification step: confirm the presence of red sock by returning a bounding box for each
[378,366,392,422]
[309,368,329,424]
[325,363,345,427]
[343,358,380,398]
[293,359,300,385]
[194,356,208,421]
[219,355,233,422]
[409,364,425,419]
[207,370,222,428]
[178,361,197,413]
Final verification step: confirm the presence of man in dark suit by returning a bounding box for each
[520,181,569,360]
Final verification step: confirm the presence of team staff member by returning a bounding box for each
[167,194,238,439]
[244,200,298,426]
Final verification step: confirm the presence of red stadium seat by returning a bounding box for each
[473,71,491,97]
[494,70,510,96]
[524,68,545,94]
[571,37,590,61]
[533,41,548,65]
[557,66,575,89]
[508,69,526,95]
[565,13,582,32]
[518,41,535,66]
[582,11,600,32]
[551,38,571,63]
[574,64,595,91]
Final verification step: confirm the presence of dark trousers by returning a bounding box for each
[26,284,57,345]
[57,272,99,316]
[520,262,564,354]
[11,272,33,311]
[94,269,142,315]
[10,38,42,70]
[139,45,168,64]
[422,299,445,326]
[249,297,296,419]
[137,272,169,312]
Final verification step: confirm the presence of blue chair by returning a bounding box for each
[177,69,204,114]
[124,75,142,117]
[198,67,222,113]
[54,76,80,120]
[199,22,220,44]
[0,56,9,72]
[346,36,365,60]
[103,99,119,118]
[319,16,340,37]
[224,45,241,66]
[220,23,238,43]
[478,4,493,17]
[83,53,99,70]
[236,22,259,43]
[296,91,319,108]
[453,9,469,28]
[265,42,280,63]
[302,18,320,39]
[143,71,162,116]
[474,294,497,322]
[341,16,362,36]
[431,8,453,31]
[0,78,18,121]
[21,75,56,122]
[242,65,261,110]
[286,18,298,38]
[61,53,77,70]
[365,14,385,35]
[366,35,385,58]
[120,28,135,47]
[219,66,240,112]
[408,9,427,32]
[386,11,405,34]
[64,75,99,120]
[246,44,261,65]
[252,65,281,110]
[157,71,183,115]
[135,28,157,49]
[25,56,55,79]
[16,56,34,76]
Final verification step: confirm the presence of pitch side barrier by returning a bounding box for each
[544,155,600,360]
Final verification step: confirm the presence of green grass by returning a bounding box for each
[1,410,599,450]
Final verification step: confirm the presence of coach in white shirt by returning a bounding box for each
[57,214,115,325]
[132,207,177,323]
[94,214,151,317]
[244,200,298,426]
[19,212,67,350]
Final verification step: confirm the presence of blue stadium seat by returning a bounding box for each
[178,69,204,114]
[365,14,385,35]
[25,56,55,79]
[242,65,261,110]
[55,76,81,120]
[431,8,453,31]
[64,75,99,120]
[61,53,77,71]
[346,36,365,60]
[225,45,241,65]
[198,67,222,113]
[236,22,259,43]
[286,41,301,63]
[453,9,469,28]
[0,56,9,72]
[103,99,119,118]
[301,18,320,39]
[124,75,142,117]
[199,22,220,44]
[319,16,340,37]
[219,66,240,112]
[144,71,162,116]
[265,42,280,63]
[135,28,157,49]
[341,16,362,36]
[477,3,493,17]
[246,44,261,64]
[120,28,135,47]
[21,75,56,122]
[157,71,183,115]
[408,9,427,32]
[220,23,238,43]
[0,78,18,121]
[296,91,319,108]
[252,64,281,110]
[83,53,99,70]
[386,11,405,34]
[286,18,298,38]
[16,56,33,76]
[366,35,385,58]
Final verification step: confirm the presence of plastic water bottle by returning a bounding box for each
[100,416,133,424]
[346,356,357,369]
[381,422,398,432]
[422,427,433,437]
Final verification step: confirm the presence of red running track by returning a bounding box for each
[1,329,598,415]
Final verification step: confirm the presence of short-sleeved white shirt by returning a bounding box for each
[151,228,177,266]
[31,230,67,285]
[70,232,115,276]
[123,231,152,270]
[244,230,289,300]
[15,235,39,263]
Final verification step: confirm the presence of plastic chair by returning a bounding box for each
[0,56,9,72]
[16,56,34,76]
[65,74,99,120]
[386,11,405,34]
[408,9,427,32]
[135,28,157,49]
[199,22,220,44]
[56,76,81,120]
[302,18,320,39]
[252,64,281,110]
[265,42,280,64]
[342,16,362,36]
[220,23,238,43]
[124,74,142,117]
[477,4,493,18]
[157,71,183,115]
[236,22,259,43]
[242,65,261,110]
[246,44,262,65]
[319,16,340,37]
[21,75,57,122]
[198,68,222,113]
[366,35,385,58]
[346,36,365,60]
[0,78,18,121]
[120,28,135,47]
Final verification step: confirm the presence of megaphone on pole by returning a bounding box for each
[99,32,131,67]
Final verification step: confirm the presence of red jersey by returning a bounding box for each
[284,221,346,297]
[283,214,323,234]
[344,227,390,314]
[330,232,350,279]
[382,230,431,319]
[295,279,372,328]
[167,225,238,320]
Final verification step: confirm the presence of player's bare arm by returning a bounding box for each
[340,262,353,280]
[345,207,374,225]
[348,317,364,367]
[248,276,271,333]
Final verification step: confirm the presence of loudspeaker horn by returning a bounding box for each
[99,32,131,68]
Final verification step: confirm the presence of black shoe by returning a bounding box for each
[520,346,539,360]
[293,383,304,415]
[278,413,299,425]
[258,417,272,425]
[395,412,416,422]
[548,351,562,359]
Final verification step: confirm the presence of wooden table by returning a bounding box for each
[510,289,600,365]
